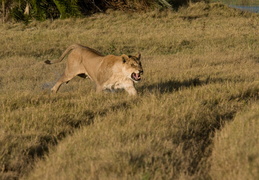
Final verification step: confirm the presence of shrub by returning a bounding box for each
[0,0,209,22]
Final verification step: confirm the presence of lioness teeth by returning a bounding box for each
[133,73,141,80]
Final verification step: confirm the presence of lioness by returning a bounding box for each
[45,44,143,95]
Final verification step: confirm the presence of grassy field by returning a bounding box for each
[0,2,259,180]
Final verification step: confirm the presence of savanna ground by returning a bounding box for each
[0,2,259,180]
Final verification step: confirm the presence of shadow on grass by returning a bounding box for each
[174,110,236,177]
[140,76,248,94]
[140,78,205,94]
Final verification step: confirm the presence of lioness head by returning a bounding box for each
[121,53,143,82]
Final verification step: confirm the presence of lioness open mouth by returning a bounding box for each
[131,73,141,81]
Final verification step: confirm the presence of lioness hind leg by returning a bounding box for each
[51,73,74,93]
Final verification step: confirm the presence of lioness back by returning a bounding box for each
[76,44,103,57]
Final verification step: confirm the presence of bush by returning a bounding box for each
[0,0,209,22]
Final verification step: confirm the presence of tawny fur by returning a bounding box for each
[45,44,143,96]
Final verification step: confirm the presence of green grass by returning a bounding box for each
[0,2,259,179]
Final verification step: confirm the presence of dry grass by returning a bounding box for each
[210,103,259,180]
[0,2,259,180]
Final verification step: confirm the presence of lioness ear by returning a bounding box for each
[122,54,128,63]
[137,53,141,60]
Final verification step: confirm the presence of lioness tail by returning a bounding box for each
[44,44,80,65]
[44,60,52,64]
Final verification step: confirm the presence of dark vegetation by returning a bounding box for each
[0,0,209,22]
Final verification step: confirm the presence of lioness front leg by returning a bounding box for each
[96,85,103,93]
[124,85,137,96]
